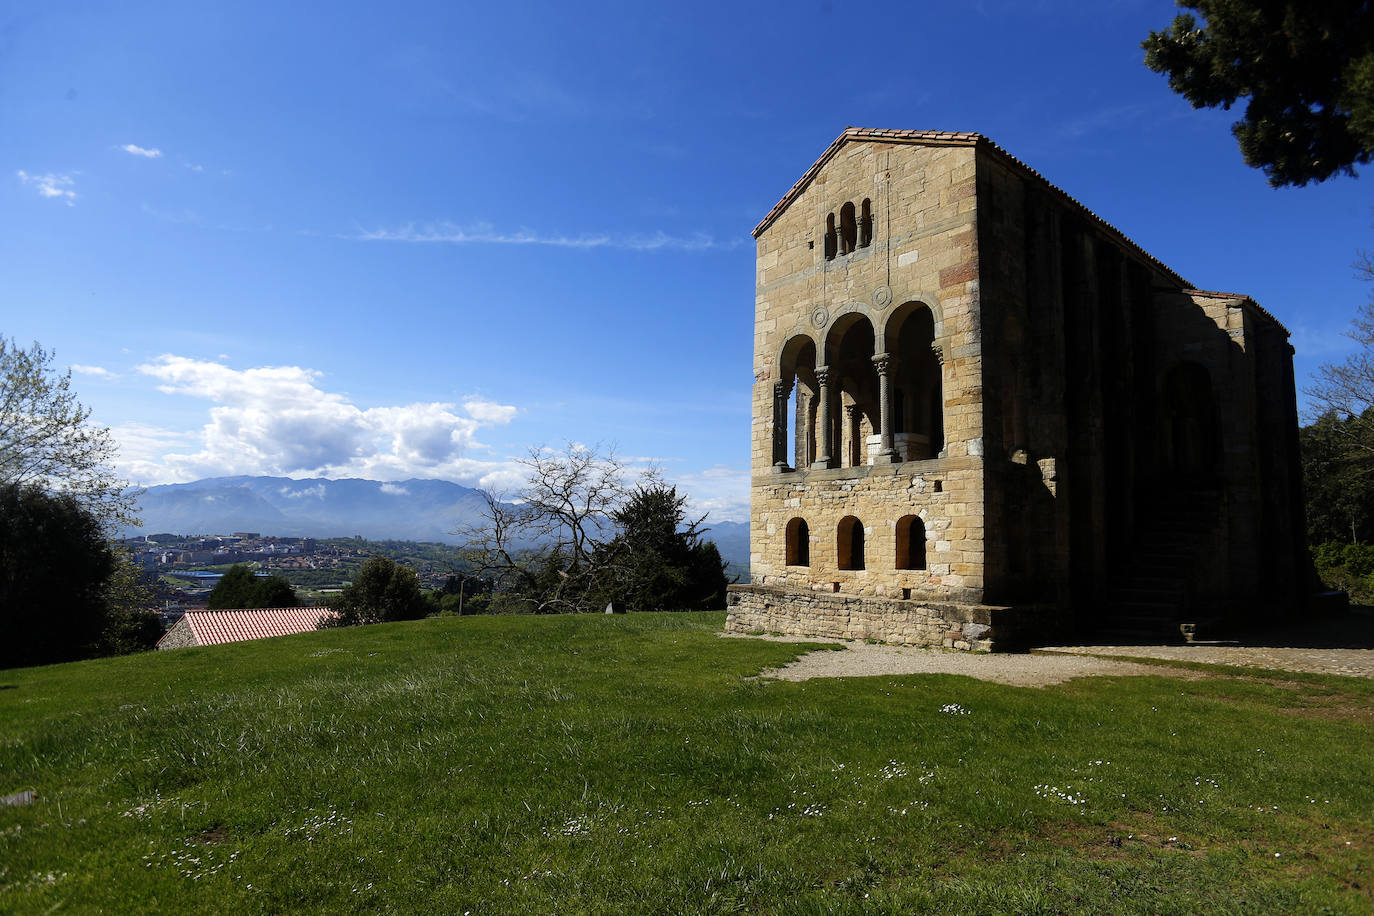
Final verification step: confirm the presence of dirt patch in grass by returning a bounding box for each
[195,825,231,845]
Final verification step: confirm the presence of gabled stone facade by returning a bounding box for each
[726,128,1304,649]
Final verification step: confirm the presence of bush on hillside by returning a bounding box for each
[323,556,428,627]
[207,564,301,609]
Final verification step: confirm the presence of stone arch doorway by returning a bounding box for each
[774,335,819,470]
[883,303,943,460]
[826,314,881,467]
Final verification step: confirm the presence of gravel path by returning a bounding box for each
[722,609,1374,686]
[721,633,1195,687]
[1035,644,1374,680]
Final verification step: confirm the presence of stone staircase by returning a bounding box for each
[1101,489,1222,642]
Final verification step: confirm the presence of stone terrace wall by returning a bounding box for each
[726,584,999,651]
[753,456,984,603]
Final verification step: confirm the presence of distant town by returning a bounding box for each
[119,532,472,619]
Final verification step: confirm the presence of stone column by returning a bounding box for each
[813,366,833,469]
[872,353,898,462]
[772,379,792,469]
[843,403,859,467]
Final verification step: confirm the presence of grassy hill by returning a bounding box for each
[1,614,1371,914]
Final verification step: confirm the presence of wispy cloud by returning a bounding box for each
[16,170,77,205]
[350,221,743,252]
[120,143,162,158]
[184,162,204,172]
[71,364,117,378]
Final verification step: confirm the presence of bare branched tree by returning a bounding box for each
[0,338,139,531]
[1305,253,1374,454]
[457,444,637,613]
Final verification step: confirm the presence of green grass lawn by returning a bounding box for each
[1,612,1371,914]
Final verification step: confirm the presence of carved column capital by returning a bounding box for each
[931,344,945,365]
[871,353,892,376]
[813,365,832,387]
[773,378,793,399]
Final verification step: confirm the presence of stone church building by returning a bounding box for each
[725,128,1305,650]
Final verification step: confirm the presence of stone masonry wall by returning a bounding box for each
[725,584,996,651]
[156,615,198,650]
[753,457,984,603]
[751,140,987,602]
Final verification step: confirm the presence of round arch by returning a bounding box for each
[785,517,810,567]
[837,516,865,570]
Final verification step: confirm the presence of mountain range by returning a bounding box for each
[125,476,750,567]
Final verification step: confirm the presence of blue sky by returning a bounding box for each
[2,0,1369,523]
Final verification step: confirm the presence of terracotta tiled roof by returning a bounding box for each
[1181,289,1290,335]
[752,127,1190,288]
[160,607,335,648]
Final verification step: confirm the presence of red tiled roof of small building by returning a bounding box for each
[752,127,1191,289]
[157,606,335,648]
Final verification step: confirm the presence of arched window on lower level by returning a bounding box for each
[895,515,926,570]
[785,517,810,567]
[837,516,865,570]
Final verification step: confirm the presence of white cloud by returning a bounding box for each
[125,355,523,487]
[379,482,410,496]
[16,170,77,205]
[71,364,116,378]
[185,162,205,172]
[463,398,518,424]
[350,221,742,252]
[281,484,326,500]
[120,144,163,158]
[670,464,750,523]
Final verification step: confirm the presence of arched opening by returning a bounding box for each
[785,517,810,567]
[826,314,881,467]
[895,515,926,570]
[1163,361,1218,480]
[837,516,865,570]
[824,214,837,260]
[884,303,943,460]
[859,198,873,248]
[839,202,857,255]
[777,335,818,470]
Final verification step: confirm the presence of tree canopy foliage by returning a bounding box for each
[1302,252,1374,544]
[0,341,160,666]
[1143,1,1374,186]
[206,564,301,610]
[1,483,117,667]
[0,338,138,530]
[459,445,730,614]
[324,556,428,627]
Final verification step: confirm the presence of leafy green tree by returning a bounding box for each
[1143,1,1374,186]
[0,338,138,531]
[324,556,427,627]
[98,552,163,655]
[207,564,300,609]
[1300,411,1374,543]
[207,564,260,609]
[256,574,300,608]
[593,484,730,612]
[0,483,116,667]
